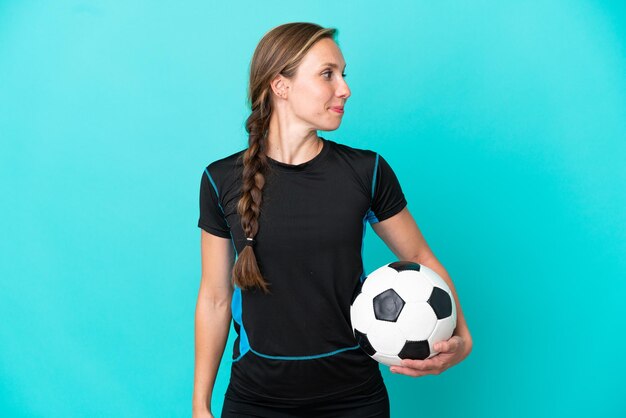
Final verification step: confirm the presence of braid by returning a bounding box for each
[232,97,272,293]
[231,23,338,293]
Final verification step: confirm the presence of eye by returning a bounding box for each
[323,71,348,79]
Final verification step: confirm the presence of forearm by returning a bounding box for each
[192,295,232,413]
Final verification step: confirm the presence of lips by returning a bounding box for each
[330,106,344,113]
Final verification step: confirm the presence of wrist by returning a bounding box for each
[192,399,211,412]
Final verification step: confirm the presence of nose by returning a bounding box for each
[337,78,351,100]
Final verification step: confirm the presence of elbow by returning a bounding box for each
[198,287,233,310]
[410,253,438,269]
[459,329,473,358]
[465,336,473,357]
[208,297,232,311]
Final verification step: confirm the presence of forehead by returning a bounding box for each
[299,38,346,70]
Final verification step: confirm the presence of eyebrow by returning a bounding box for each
[320,62,347,71]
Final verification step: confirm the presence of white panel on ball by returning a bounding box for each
[394,272,433,302]
[361,266,396,297]
[420,264,451,294]
[349,293,376,334]
[367,320,406,355]
[395,301,437,341]
[372,352,403,367]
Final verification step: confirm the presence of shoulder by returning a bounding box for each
[328,139,378,167]
[325,139,381,197]
[204,148,246,179]
[201,148,246,196]
[331,140,402,177]
[327,139,380,181]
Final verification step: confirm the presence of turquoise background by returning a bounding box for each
[1,1,624,417]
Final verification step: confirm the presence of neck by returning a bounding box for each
[265,132,322,166]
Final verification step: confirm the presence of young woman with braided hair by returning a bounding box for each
[192,22,473,418]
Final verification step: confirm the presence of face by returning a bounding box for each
[273,38,351,131]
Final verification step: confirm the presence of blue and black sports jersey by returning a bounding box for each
[198,137,407,405]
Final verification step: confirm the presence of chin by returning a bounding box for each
[320,122,342,131]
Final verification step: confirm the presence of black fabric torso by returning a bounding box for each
[198,137,407,404]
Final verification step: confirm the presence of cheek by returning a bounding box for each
[294,94,328,116]
[290,82,334,117]
[297,83,330,107]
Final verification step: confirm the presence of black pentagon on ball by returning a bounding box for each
[354,329,376,356]
[398,340,430,360]
[428,287,453,319]
[388,261,421,272]
[373,289,405,322]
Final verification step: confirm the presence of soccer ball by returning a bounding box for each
[350,261,457,366]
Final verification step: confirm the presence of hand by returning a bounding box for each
[389,335,469,377]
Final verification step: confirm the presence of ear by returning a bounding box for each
[270,74,289,99]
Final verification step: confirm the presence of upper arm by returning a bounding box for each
[199,229,235,303]
[371,206,437,265]
[197,165,235,302]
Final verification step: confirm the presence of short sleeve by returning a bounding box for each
[368,154,407,224]
[198,168,231,238]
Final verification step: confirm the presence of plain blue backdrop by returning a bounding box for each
[1,1,624,417]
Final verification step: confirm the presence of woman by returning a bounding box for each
[192,22,473,418]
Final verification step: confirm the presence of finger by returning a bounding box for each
[400,359,426,370]
[390,366,429,377]
[400,358,447,372]
[436,337,461,353]
[400,358,438,371]
[391,366,442,377]
[436,340,453,352]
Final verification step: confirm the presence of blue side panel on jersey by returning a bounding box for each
[371,153,379,200]
[231,286,250,362]
[365,208,379,225]
[360,211,368,283]
[367,154,380,225]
